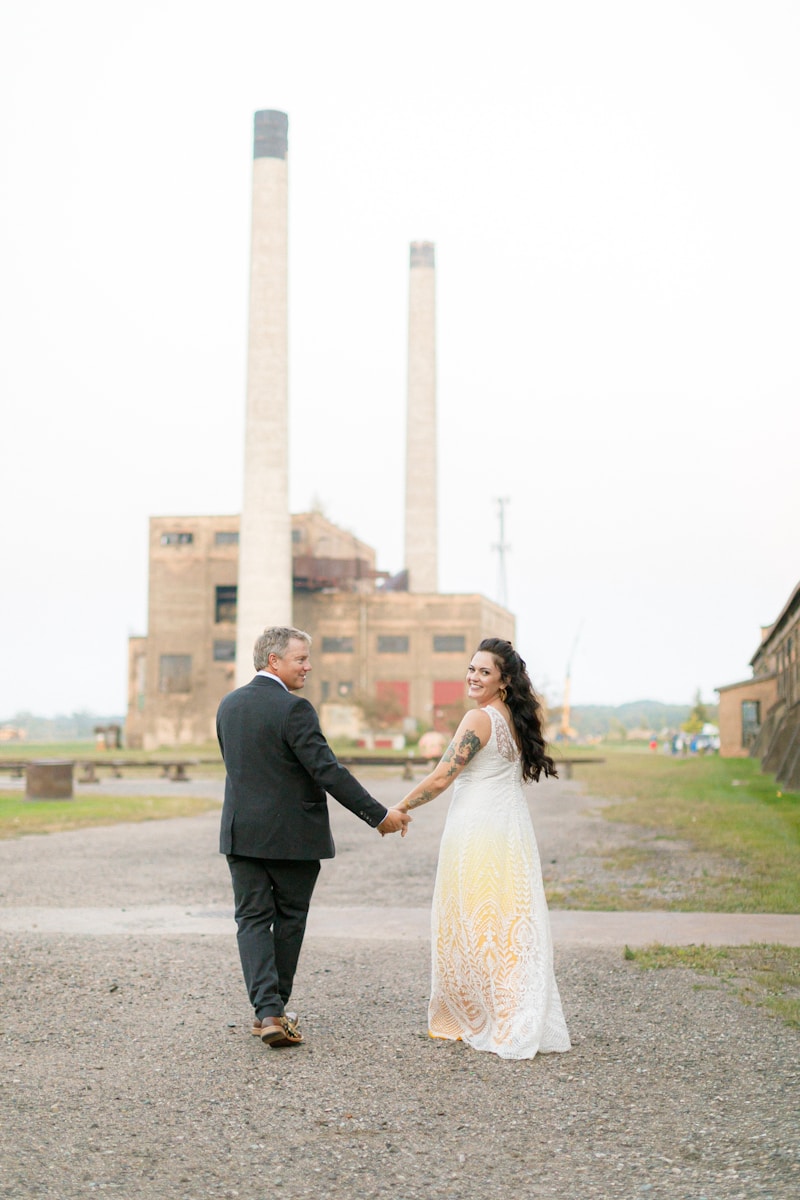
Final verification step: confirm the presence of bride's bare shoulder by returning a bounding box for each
[453,706,492,747]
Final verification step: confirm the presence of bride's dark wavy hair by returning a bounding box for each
[476,638,557,783]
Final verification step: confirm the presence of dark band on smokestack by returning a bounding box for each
[253,110,288,160]
[410,241,435,269]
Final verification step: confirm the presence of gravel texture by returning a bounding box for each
[1,772,798,1199]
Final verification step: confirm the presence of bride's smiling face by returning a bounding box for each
[466,651,505,705]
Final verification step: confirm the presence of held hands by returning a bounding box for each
[377,807,411,838]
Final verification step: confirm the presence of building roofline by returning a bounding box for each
[716,671,778,694]
[749,579,800,664]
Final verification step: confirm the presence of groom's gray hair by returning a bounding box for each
[253,626,312,671]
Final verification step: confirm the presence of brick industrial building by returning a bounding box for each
[716,578,800,791]
[125,110,514,750]
[126,511,513,749]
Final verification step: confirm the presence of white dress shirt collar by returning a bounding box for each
[257,669,289,691]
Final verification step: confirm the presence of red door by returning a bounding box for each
[433,680,467,733]
[376,680,410,716]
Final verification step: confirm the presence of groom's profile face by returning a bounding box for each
[270,638,312,691]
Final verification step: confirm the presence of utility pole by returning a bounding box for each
[493,497,510,608]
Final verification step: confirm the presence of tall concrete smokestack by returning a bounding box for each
[404,241,438,593]
[235,109,292,685]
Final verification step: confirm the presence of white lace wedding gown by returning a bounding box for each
[429,705,571,1060]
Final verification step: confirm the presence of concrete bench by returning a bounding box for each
[76,759,199,783]
[0,761,27,778]
[157,761,197,781]
[338,754,606,781]
[338,754,438,779]
[553,757,605,779]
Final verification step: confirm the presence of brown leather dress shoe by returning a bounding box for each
[256,1017,288,1045]
[254,1015,303,1048]
[274,1014,303,1047]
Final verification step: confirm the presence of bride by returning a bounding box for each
[397,638,571,1060]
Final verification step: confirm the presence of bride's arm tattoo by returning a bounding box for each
[403,726,484,810]
[444,729,482,776]
[406,787,435,811]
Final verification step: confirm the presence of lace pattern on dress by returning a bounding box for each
[488,706,519,763]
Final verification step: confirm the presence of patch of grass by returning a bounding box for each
[602,846,657,872]
[0,740,97,760]
[575,747,800,913]
[0,791,221,838]
[546,880,675,911]
[624,943,800,1029]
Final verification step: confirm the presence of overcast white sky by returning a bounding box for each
[1,0,798,718]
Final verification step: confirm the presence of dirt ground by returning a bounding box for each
[1,772,797,1199]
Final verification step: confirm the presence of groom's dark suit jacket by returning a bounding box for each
[217,674,387,860]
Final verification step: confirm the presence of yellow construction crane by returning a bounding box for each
[559,625,582,742]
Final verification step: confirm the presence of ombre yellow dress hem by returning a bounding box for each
[427,706,571,1061]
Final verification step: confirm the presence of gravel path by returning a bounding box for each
[1,773,798,1199]
[0,772,734,911]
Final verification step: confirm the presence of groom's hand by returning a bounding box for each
[377,807,411,838]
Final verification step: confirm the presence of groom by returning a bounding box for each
[217,625,410,1048]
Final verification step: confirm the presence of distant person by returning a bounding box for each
[217,626,409,1048]
[396,638,571,1060]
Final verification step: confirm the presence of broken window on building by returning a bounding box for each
[215,586,237,623]
[160,532,194,546]
[741,700,761,748]
[433,635,466,653]
[322,636,354,653]
[377,635,409,653]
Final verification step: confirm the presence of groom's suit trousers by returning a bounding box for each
[227,855,321,1017]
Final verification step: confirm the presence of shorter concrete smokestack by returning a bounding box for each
[404,241,438,593]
